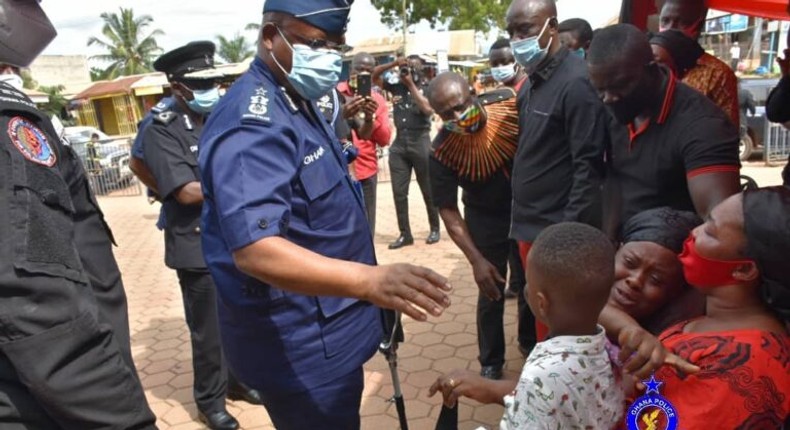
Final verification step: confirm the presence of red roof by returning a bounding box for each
[71,75,145,100]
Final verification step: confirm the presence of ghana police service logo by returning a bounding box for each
[7,116,56,167]
[626,375,679,430]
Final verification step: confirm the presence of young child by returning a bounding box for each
[430,222,625,429]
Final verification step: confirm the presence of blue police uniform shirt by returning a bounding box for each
[198,57,382,394]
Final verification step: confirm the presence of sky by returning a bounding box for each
[40,0,622,61]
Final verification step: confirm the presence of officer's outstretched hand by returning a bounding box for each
[361,264,452,321]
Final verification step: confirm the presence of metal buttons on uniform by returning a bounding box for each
[258,219,268,229]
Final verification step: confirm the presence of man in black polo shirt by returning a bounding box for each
[506,0,608,341]
[426,72,535,380]
[588,24,741,238]
[373,55,441,249]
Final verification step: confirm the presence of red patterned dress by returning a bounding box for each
[656,321,790,429]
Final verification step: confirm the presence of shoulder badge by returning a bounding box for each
[7,116,56,167]
[241,87,272,124]
[478,87,517,106]
[153,111,177,125]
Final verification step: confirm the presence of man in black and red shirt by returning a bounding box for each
[588,24,741,239]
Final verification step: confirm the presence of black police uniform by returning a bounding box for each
[60,142,137,373]
[142,102,229,416]
[0,81,157,429]
[384,79,440,238]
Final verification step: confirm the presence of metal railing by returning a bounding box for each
[73,138,142,197]
[764,122,790,167]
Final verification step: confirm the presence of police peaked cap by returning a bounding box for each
[0,0,58,68]
[263,0,354,34]
[154,41,216,80]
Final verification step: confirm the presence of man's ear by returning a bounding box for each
[732,261,760,283]
[261,22,278,50]
[536,290,550,320]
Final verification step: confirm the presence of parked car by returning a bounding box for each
[739,77,780,161]
[63,126,133,194]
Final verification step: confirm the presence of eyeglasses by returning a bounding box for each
[276,26,353,54]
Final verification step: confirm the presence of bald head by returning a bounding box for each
[351,52,375,73]
[427,72,474,122]
[507,0,557,19]
[587,24,652,67]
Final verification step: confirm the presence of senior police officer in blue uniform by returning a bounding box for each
[143,42,259,430]
[199,1,453,428]
[0,0,157,427]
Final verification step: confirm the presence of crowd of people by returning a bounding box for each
[0,0,788,429]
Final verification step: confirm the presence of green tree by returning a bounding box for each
[87,8,164,79]
[245,22,261,32]
[216,33,254,64]
[20,69,37,89]
[38,85,68,118]
[371,0,508,33]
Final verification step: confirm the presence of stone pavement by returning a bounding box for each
[98,164,785,430]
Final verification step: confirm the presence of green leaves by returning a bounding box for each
[215,33,254,64]
[370,0,508,33]
[87,7,164,79]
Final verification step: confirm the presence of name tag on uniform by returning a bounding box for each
[304,146,326,166]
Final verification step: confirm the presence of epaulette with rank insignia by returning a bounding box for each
[153,111,177,125]
[477,87,516,107]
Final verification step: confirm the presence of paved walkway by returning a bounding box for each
[99,164,785,430]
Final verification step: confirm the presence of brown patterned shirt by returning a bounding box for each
[682,52,740,125]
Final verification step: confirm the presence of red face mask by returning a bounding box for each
[678,236,755,288]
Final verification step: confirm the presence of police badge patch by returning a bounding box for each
[243,87,272,123]
[626,375,679,430]
[7,116,56,167]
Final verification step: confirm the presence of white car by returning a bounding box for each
[63,126,133,194]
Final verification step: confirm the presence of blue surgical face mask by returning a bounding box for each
[186,87,220,114]
[571,48,586,58]
[0,73,24,91]
[491,63,517,83]
[510,18,553,74]
[272,27,342,100]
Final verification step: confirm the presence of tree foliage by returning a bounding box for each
[216,33,254,64]
[38,85,68,118]
[87,8,164,79]
[370,0,508,33]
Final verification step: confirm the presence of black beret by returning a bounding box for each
[263,0,354,34]
[154,41,216,80]
[743,186,790,320]
[622,207,702,254]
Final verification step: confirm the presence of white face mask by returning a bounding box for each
[0,73,24,91]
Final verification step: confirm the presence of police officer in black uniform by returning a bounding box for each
[143,41,245,430]
[373,55,441,249]
[0,0,157,428]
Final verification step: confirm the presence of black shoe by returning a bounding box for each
[389,234,414,249]
[480,365,503,380]
[426,230,440,245]
[504,287,519,299]
[198,410,239,430]
[227,383,262,405]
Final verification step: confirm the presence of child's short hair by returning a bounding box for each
[530,222,615,309]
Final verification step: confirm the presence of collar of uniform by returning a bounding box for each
[531,46,569,85]
[627,66,677,142]
[251,56,299,114]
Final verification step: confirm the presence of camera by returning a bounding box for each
[399,65,412,77]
